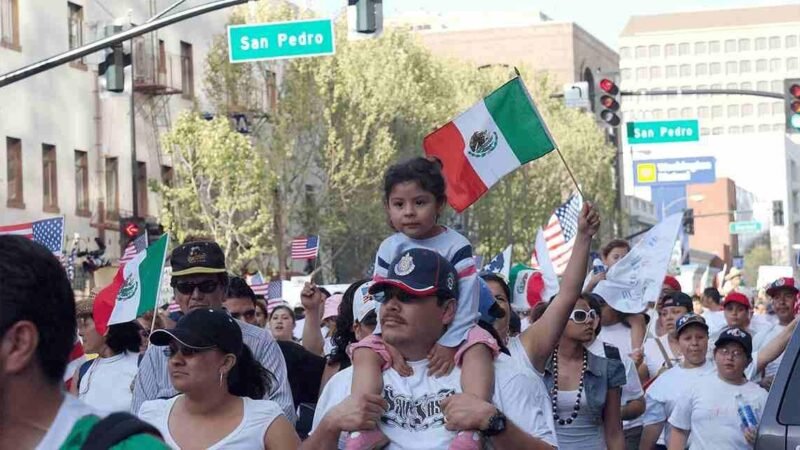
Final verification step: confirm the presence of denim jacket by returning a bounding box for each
[542,349,627,416]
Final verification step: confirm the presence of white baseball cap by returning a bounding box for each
[352,281,377,323]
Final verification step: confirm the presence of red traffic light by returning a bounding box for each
[791,84,800,98]
[123,222,141,238]
[599,78,616,93]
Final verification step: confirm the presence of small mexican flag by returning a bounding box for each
[424,77,555,212]
[93,235,170,335]
[509,264,546,311]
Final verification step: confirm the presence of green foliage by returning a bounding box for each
[743,244,772,286]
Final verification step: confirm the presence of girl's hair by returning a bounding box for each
[477,320,509,356]
[328,279,370,368]
[268,304,296,323]
[383,157,447,205]
[105,321,144,354]
[480,272,511,303]
[227,345,274,399]
[601,239,631,259]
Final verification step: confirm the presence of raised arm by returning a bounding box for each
[520,202,600,373]
[755,316,798,375]
[300,282,326,356]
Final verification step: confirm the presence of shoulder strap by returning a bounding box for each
[602,342,621,361]
[653,337,674,370]
[77,359,94,390]
[81,412,162,450]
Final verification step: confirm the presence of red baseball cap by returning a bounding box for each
[765,277,798,298]
[722,291,751,309]
[663,275,681,292]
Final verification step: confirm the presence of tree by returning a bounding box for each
[743,244,772,287]
[150,113,273,272]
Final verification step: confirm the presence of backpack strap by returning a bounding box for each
[81,412,162,450]
[76,359,94,391]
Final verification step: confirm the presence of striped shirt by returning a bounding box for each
[131,319,297,424]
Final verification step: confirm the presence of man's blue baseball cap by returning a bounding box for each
[370,248,459,301]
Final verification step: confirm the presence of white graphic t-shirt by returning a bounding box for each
[312,354,558,449]
[35,394,100,450]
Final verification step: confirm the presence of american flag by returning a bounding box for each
[0,217,65,255]
[267,280,283,301]
[120,233,148,264]
[534,194,582,275]
[63,340,86,390]
[267,297,289,314]
[247,272,270,297]
[291,235,319,260]
[66,242,78,281]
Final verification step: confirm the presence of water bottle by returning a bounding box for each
[735,393,758,429]
[591,255,606,275]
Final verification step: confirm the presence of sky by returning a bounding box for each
[305,0,800,48]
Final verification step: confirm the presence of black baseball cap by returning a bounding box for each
[661,291,693,311]
[370,248,458,301]
[675,313,709,336]
[150,308,243,356]
[170,241,226,277]
[714,326,753,355]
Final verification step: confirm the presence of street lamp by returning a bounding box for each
[662,194,705,218]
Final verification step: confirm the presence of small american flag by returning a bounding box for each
[534,194,582,275]
[267,280,283,301]
[0,217,65,255]
[267,297,289,314]
[291,235,319,260]
[120,233,148,264]
[247,272,270,297]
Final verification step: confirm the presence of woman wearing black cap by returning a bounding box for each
[137,308,300,449]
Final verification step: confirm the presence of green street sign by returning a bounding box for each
[626,120,700,144]
[228,18,335,63]
[729,221,763,234]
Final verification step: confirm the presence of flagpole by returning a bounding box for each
[148,234,170,346]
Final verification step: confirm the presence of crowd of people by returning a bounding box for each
[1,156,798,450]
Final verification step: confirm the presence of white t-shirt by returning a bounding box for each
[78,351,140,414]
[312,354,558,449]
[701,310,727,335]
[586,339,645,430]
[507,335,544,377]
[752,323,787,378]
[641,360,716,446]
[668,374,768,450]
[35,394,99,450]
[597,322,633,357]
[293,318,306,341]
[138,395,284,450]
[750,314,775,335]
[643,334,679,378]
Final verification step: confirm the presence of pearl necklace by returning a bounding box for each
[550,346,588,426]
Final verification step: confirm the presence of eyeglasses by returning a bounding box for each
[230,309,256,321]
[717,347,746,359]
[163,342,216,358]
[569,309,597,324]
[173,280,219,295]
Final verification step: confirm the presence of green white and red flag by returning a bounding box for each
[93,235,170,335]
[424,77,556,212]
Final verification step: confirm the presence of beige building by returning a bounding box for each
[388,10,619,86]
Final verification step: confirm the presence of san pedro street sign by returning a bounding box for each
[729,221,763,235]
[626,119,700,144]
[228,18,335,63]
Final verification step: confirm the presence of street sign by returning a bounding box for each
[729,221,763,234]
[562,82,590,109]
[626,119,699,144]
[228,18,335,63]
[633,157,716,186]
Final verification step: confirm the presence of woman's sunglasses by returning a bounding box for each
[163,342,216,358]
[173,280,219,295]
[569,309,598,324]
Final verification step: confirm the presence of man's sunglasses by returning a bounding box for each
[373,287,426,304]
[230,309,256,321]
[569,309,598,324]
[163,342,216,358]
[173,280,219,295]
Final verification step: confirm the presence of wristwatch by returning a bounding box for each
[481,409,507,437]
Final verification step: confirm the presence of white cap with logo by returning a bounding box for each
[352,281,378,323]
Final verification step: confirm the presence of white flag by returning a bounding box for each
[593,214,683,313]
[483,245,512,280]
[533,227,560,302]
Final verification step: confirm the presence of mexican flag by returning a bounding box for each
[93,235,170,335]
[509,264,546,311]
[424,77,555,212]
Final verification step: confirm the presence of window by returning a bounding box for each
[726,82,738,90]
[136,162,148,216]
[681,107,693,118]
[741,104,754,116]
[726,61,737,75]
[774,123,784,132]
[6,137,23,208]
[770,58,781,71]
[755,37,767,50]
[161,165,174,187]
[727,104,740,117]
[756,59,767,72]
[710,83,722,90]
[665,65,677,78]
[772,80,783,93]
[792,160,798,182]
[74,150,89,215]
[695,63,708,75]
[697,84,710,98]
[741,82,752,90]
[758,103,770,116]
[679,64,691,77]
[180,41,194,98]
[649,66,661,79]
[788,57,799,71]
[712,105,723,118]
[158,39,166,74]
[649,45,660,57]
[694,42,706,54]
[678,42,690,55]
[709,62,721,75]
[667,108,679,119]
[621,68,632,80]
[757,81,769,91]
[0,0,20,50]
[105,157,119,219]
[700,128,710,136]
[769,36,781,49]
[739,60,751,73]
[743,125,755,133]
[738,38,750,51]
[665,44,676,57]
[725,39,736,52]
[698,106,709,118]
[68,2,83,51]
[728,126,741,134]
[712,127,723,135]
[42,144,58,212]
[635,46,647,58]
[620,47,631,58]
[758,124,771,132]
[636,67,648,80]
[787,35,798,48]
[708,41,720,53]
[774,102,785,115]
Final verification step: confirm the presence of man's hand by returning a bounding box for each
[441,394,497,432]
[301,282,325,312]
[577,202,601,239]
[325,394,388,432]
[427,344,457,377]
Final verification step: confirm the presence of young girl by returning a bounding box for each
[346,157,498,450]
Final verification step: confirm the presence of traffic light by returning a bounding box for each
[773,200,784,226]
[145,221,165,246]
[119,216,146,246]
[348,0,381,33]
[682,208,695,235]
[594,73,622,127]
[785,78,800,134]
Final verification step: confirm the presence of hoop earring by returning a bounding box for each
[219,371,224,387]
